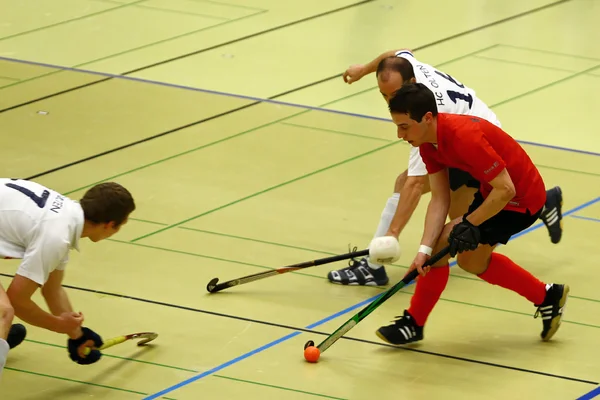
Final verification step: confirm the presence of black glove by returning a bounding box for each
[67,327,103,365]
[448,219,481,257]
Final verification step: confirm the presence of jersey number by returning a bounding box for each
[435,71,474,109]
[5,183,50,208]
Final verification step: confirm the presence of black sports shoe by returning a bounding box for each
[534,284,569,341]
[376,310,424,345]
[7,323,26,349]
[327,257,389,286]
[541,186,563,244]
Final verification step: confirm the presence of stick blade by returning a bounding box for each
[206,278,219,293]
[134,332,159,346]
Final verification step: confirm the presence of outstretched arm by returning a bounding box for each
[343,48,412,84]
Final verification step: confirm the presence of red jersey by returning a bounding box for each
[419,113,545,214]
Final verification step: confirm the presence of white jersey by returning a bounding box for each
[395,50,501,176]
[0,179,83,286]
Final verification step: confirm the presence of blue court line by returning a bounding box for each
[142,294,381,400]
[570,214,600,223]
[0,55,599,158]
[577,386,600,400]
[144,195,600,399]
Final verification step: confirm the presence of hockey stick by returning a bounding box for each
[206,248,370,293]
[304,246,450,355]
[83,331,158,355]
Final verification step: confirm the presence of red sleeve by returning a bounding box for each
[451,127,506,183]
[419,144,445,174]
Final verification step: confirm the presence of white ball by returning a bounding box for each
[368,236,401,264]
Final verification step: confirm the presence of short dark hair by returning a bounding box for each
[388,83,438,122]
[80,182,135,227]
[376,56,415,82]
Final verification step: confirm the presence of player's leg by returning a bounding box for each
[457,193,568,341]
[540,186,563,244]
[327,169,430,286]
[0,284,15,380]
[0,284,25,351]
[376,217,458,345]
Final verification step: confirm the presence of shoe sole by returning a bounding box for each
[542,284,570,342]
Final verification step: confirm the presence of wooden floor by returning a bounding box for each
[1,0,599,399]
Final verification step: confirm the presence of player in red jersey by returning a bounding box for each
[375,83,569,344]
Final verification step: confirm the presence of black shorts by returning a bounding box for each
[464,191,542,246]
[448,168,480,192]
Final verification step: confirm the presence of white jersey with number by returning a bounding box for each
[395,50,501,176]
[0,179,83,286]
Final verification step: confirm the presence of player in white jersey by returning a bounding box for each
[0,179,135,375]
[326,49,564,343]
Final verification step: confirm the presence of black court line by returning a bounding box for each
[13,0,570,181]
[0,271,593,387]
[0,0,375,116]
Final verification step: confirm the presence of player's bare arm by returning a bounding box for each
[465,169,516,226]
[343,48,412,84]
[41,270,83,338]
[7,275,83,337]
[385,175,427,237]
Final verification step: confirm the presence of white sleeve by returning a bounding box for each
[407,147,428,176]
[16,231,69,286]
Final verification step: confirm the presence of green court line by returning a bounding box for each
[0,75,19,81]
[281,122,394,142]
[18,339,343,399]
[129,141,400,242]
[130,217,169,225]
[499,44,600,63]
[93,0,230,19]
[490,63,600,108]
[0,9,267,91]
[188,0,267,12]
[4,367,177,399]
[472,55,579,73]
[0,0,147,42]
[61,85,385,197]
[114,229,600,308]
[535,164,600,178]
[212,375,348,400]
[107,238,337,280]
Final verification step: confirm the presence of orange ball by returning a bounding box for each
[304,346,320,363]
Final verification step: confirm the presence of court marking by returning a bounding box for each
[578,386,600,400]
[501,43,600,63]
[570,215,600,223]
[8,46,498,181]
[472,55,579,73]
[2,40,596,185]
[0,0,147,42]
[0,0,374,106]
[123,219,600,306]
[0,0,568,98]
[489,64,600,108]
[0,9,267,91]
[4,367,177,399]
[91,0,231,19]
[143,196,600,398]
[10,339,345,400]
[5,198,587,394]
[3,193,597,397]
[130,140,401,242]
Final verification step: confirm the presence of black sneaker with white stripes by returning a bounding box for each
[376,310,424,345]
[534,283,569,341]
[327,257,389,286]
[540,186,563,244]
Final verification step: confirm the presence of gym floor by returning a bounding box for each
[1,0,599,399]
